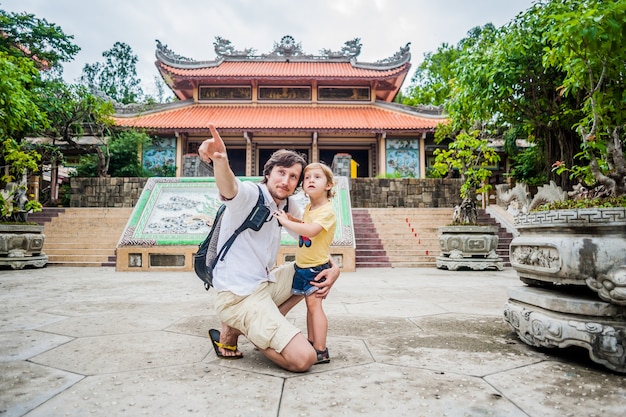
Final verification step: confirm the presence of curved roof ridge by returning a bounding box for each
[375,101,447,118]
[155,35,411,71]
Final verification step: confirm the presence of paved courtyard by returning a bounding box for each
[1,266,624,416]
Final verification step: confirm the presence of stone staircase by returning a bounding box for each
[353,208,454,268]
[29,207,133,267]
[352,209,391,267]
[477,209,513,267]
[28,206,512,269]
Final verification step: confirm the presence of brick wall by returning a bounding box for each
[350,178,463,208]
[70,177,149,208]
[69,177,463,208]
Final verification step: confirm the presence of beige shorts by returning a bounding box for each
[214,262,300,353]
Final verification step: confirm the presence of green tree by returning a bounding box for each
[36,80,115,177]
[455,3,582,190]
[541,0,626,197]
[0,9,79,71]
[0,52,49,139]
[402,24,496,107]
[75,130,152,177]
[432,128,500,201]
[0,10,79,140]
[81,42,144,104]
[403,43,459,106]
[410,1,624,192]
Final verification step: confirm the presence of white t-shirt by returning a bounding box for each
[212,180,302,296]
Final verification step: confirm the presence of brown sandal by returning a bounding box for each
[315,347,330,364]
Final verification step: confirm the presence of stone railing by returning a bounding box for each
[69,177,463,208]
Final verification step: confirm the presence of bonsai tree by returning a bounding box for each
[0,138,43,223]
[431,129,500,224]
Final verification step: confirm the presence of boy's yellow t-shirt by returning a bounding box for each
[295,201,336,268]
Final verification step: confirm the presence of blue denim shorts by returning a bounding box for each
[291,262,331,296]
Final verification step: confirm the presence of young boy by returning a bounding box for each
[274,162,336,364]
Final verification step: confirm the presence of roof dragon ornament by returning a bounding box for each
[376,42,411,64]
[155,40,192,61]
[213,36,256,58]
[319,38,362,58]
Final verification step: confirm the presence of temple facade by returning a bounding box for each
[113,36,447,178]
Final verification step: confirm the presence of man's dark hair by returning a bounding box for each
[261,149,307,185]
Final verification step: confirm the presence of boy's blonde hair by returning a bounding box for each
[304,162,336,198]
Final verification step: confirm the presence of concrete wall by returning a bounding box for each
[70,177,463,209]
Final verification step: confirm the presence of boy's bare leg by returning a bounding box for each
[260,332,317,372]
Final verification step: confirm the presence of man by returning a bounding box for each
[198,124,340,372]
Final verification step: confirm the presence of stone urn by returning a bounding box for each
[436,225,503,271]
[509,207,626,305]
[0,223,48,269]
[505,207,626,374]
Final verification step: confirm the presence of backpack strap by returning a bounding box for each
[214,184,266,264]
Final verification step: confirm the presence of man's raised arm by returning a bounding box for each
[198,124,238,200]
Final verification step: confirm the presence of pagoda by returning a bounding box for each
[113,35,445,177]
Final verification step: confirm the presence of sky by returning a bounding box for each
[3,0,535,97]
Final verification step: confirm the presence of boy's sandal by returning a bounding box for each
[315,347,330,364]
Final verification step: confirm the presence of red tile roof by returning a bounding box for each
[113,104,445,132]
[157,61,410,80]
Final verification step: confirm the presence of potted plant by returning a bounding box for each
[0,138,47,269]
[431,130,504,271]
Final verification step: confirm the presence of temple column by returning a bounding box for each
[378,132,386,176]
[420,132,427,178]
[244,132,253,176]
[312,131,319,162]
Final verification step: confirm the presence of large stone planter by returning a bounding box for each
[506,207,626,373]
[0,224,48,269]
[436,225,503,271]
[510,207,626,305]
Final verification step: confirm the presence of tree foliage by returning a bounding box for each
[74,130,152,178]
[432,129,500,200]
[403,0,625,196]
[0,10,80,140]
[0,51,49,139]
[541,0,626,197]
[0,9,79,70]
[81,42,144,104]
[404,43,459,106]
[36,80,115,177]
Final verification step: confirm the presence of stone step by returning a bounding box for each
[47,254,115,264]
[353,208,454,268]
[352,209,392,268]
[40,208,130,267]
[44,232,121,239]
[45,240,120,247]
[45,260,116,267]
[43,248,114,255]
